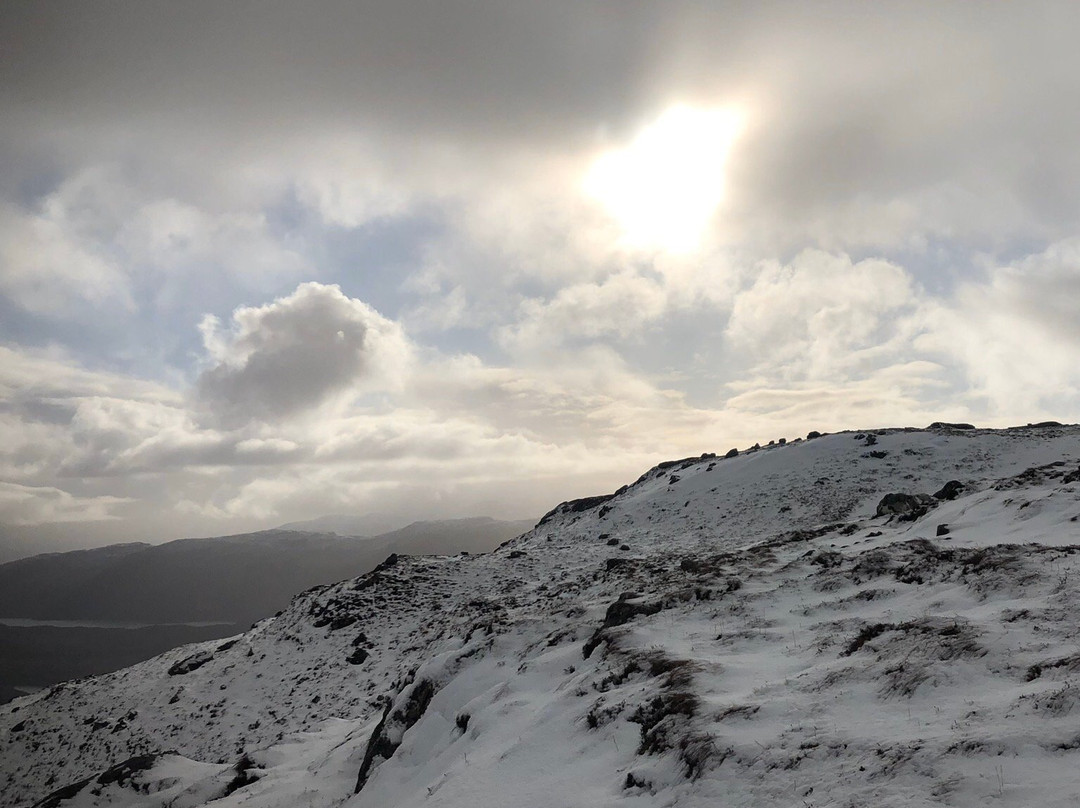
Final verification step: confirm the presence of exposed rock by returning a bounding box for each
[32,754,170,808]
[538,493,619,525]
[933,480,965,500]
[222,755,261,798]
[346,648,370,665]
[583,594,664,658]
[875,492,936,520]
[355,679,437,793]
[167,650,214,676]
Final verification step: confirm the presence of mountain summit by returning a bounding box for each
[5,424,1080,807]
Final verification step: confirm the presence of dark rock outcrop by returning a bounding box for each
[875,493,936,521]
[933,480,965,500]
[583,594,663,658]
[32,753,172,808]
[167,650,213,676]
[355,679,438,793]
[539,493,619,526]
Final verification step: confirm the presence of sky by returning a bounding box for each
[2,1,1080,550]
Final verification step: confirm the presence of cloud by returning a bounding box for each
[725,250,925,382]
[197,282,412,424]
[7,2,1080,262]
[923,239,1080,416]
[117,197,310,280]
[407,346,719,450]
[499,272,669,353]
[0,194,131,314]
[0,482,131,524]
[0,345,185,485]
[721,362,955,437]
[4,3,1080,548]
[0,345,179,404]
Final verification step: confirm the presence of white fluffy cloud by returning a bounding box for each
[197,283,413,424]
[725,250,925,383]
[499,272,669,353]
[0,196,131,314]
[923,239,1080,415]
[0,163,315,323]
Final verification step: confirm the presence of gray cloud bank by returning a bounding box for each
[6,2,1080,242]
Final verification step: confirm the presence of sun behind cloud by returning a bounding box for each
[584,105,745,254]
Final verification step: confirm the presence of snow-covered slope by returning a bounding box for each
[4,424,1080,807]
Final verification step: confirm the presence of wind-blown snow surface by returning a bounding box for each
[5,425,1080,807]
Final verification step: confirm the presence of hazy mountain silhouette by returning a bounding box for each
[0,518,534,626]
[277,512,406,536]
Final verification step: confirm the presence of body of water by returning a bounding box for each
[0,620,243,704]
[0,617,235,629]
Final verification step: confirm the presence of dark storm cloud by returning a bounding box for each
[5,1,1080,246]
[0,1,659,141]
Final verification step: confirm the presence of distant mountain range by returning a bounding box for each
[277,512,409,536]
[0,517,535,626]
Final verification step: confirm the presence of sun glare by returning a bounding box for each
[584,105,744,253]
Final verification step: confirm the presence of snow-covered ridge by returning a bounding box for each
[4,424,1080,807]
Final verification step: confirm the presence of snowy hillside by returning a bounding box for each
[4,424,1080,807]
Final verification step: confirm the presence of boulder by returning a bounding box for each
[933,480,965,500]
[875,492,935,520]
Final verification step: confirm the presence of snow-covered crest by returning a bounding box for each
[5,424,1080,807]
